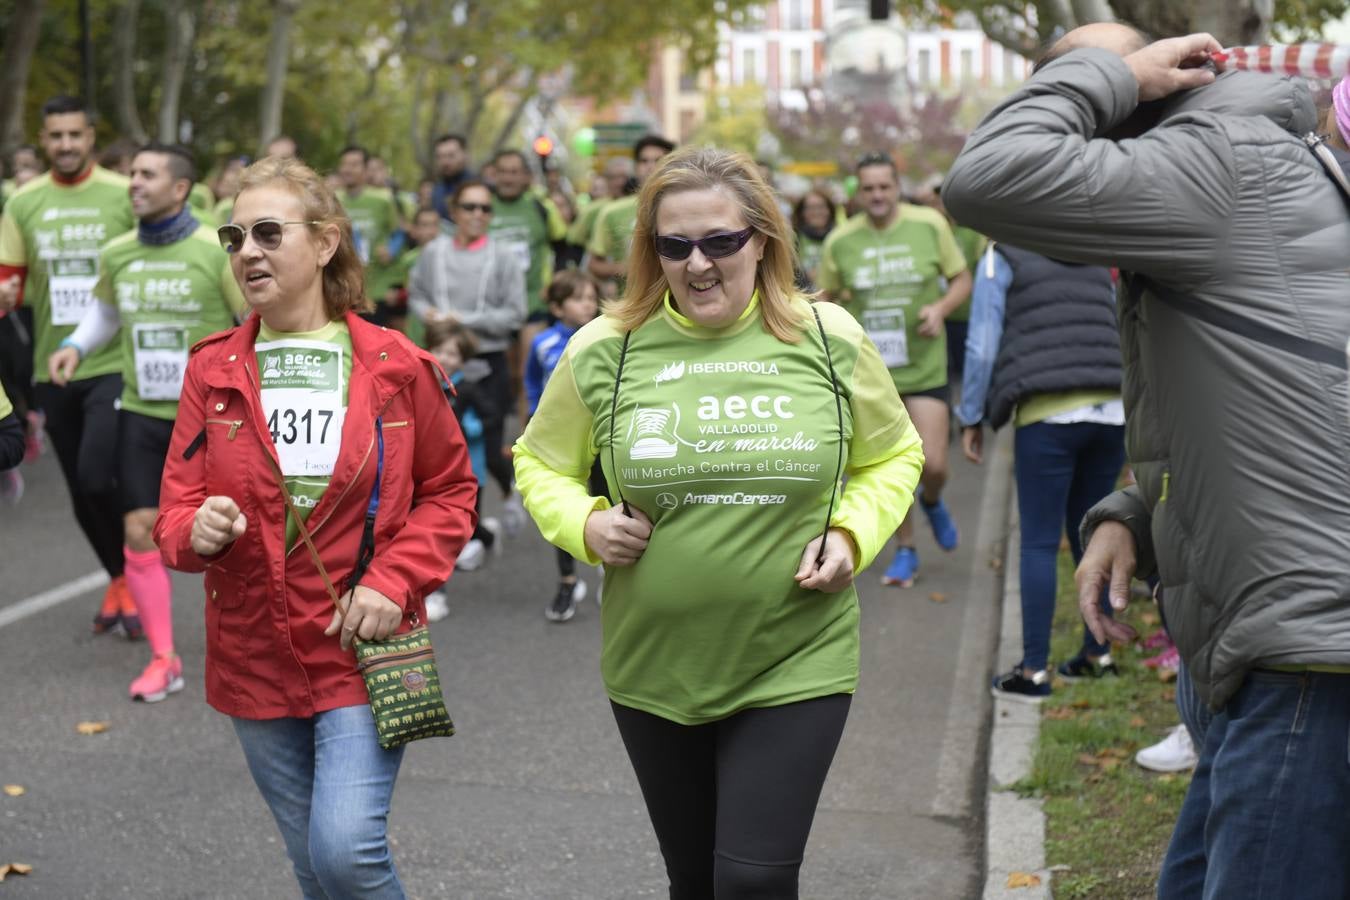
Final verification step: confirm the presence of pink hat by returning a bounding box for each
[1334,74,1350,146]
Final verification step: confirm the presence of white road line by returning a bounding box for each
[0,570,110,629]
[930,433,1014,819]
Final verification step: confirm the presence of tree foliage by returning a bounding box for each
[0,0,753,182]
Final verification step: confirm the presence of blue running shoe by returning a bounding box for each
[881,546,919,587]
[921,497,959,551]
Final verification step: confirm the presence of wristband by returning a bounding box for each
[58,337,85,361]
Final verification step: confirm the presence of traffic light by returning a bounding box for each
[532,135,555,163]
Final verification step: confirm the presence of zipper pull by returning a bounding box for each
[227,420,242,440]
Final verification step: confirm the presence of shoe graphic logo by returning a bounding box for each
[628,404,681,460]
[262,353,283,379]
[653,360,685,386]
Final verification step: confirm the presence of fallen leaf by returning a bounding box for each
[1143,794,1157,805]
[1077,752,1100,766]
[928,592,948,603]
[1044,706,1078,720]
[75,721,110,735]
[1070,698,1092,709]
[1161,688,1176,702]
[0,863,33,881]
[1158,667,1178,683]
[1099,757,1121,771]
[1007,871,1042,888]
[2,785,24,797]
[1129,715,1147,728]
[1099,747,1131,759]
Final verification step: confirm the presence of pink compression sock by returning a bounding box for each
[124,546,174,657]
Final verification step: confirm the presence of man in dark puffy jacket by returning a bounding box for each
[945,26,1350,899]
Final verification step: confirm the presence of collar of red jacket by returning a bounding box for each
[195,312,428,411]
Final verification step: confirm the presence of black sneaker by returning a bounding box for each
[1057,652,1120,682]
[991,666,1052,704]
[545,581,580,623]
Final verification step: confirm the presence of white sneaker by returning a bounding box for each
[456,539,486,571]
[501,494,527,536]
[481,516,503,555]
[1136,724,1198,773]
[424,591,449,622]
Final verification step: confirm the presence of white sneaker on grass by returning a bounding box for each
[1136,724,1198,773]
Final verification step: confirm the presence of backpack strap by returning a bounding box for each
[1125,274,1347,370]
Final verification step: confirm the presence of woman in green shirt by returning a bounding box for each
[514,148,924,898]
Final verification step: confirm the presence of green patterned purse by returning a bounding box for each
[269,417,456,750]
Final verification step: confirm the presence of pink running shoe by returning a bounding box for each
[1143,645,1180,671]
[129,654,184,702]
[1140,628,1173,651]
[23,410,45,463]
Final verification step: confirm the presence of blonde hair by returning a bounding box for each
[236,156,370,318]
[1322,106,1349,151]
[610,146,806,343]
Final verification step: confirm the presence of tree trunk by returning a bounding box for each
[258,0,301,153]
[410,66,430,175]
[491,75,538,154]
[158,0,196,143]
[112,0,149,144]
[0,0,46,157]
[1187,0,1272,46]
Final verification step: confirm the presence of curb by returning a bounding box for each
[982,473,1052,899]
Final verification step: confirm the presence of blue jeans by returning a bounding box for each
[1013,420,1125,672]
[1158,670,1350,899]
[232,705,406,900]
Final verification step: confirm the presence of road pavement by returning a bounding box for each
[0,436,1008,899]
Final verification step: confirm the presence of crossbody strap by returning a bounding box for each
[262,417,385,616]
[1304,132,1350,208]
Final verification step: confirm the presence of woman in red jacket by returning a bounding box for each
[154,157,477,900]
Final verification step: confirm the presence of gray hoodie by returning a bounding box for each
[944,49,1350,709]
[407,234,526,354]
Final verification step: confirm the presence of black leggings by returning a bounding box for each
[34,375,125,577]
[611,693,852,900]
[474,351,514,496]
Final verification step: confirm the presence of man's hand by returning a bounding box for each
[962,425,984,464]
[0,275,20,313]
[48,346,81,386]
[1074,520,1140,645]
[325,584,403,650]
[425,309,459,325]
[584,504,653,567]
[794,528,856,593]
[190,496,247,556]
[916,303,945,338]
[1125,33,1223,102]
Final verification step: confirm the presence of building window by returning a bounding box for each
[789,47,804,87]
[960,48,974,84]
[788,0,809,30]
[743,47,758,83]
[917,48,931,85]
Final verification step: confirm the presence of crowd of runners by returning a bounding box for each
[2,23,1350,898]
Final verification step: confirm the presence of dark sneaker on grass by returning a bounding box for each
[991,666,1051,704]
[1057,652,1119,681]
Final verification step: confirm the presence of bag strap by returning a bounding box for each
[1125,274,1347,370]
[811,304,845,566]
[262,417,385,616]
[607,330,633,516]
[1304,132,1350,208]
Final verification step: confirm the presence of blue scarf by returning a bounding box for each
[139,205,199,247]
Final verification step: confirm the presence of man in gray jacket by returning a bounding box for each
[945,28,1350,899]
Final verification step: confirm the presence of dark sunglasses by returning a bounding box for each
[458,202,493,214]
[653,227,754,261]
[217,219,320,254]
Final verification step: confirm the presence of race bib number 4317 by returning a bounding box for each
[256,338,347,477]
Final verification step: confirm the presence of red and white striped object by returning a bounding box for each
[1214,43,1350,80]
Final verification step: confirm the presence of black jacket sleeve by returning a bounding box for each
[0,412,25,472]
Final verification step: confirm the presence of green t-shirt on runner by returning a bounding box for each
[588,194,639,264]
[517,294,920,724]
[820,206,967,395]
[255,320,353,550]
[0,167,135,382]
[945,224,987,323]
[339,187,402,300]
[93,223,245,420]
[567,197,609,248]
[489,192,566,314]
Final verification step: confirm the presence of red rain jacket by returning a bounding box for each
[155,312,477,719]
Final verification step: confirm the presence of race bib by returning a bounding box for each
[256,338,347,477]
[49,257,99,326]
[863,308,909,369]
[133,323,188,401]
